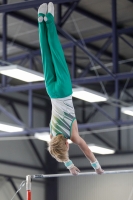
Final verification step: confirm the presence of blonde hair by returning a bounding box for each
[48,135,69,162]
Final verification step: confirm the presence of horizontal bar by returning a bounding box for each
[0,0,75,13]
[32,169,133,179]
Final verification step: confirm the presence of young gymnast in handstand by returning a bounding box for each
[38,2,104,175]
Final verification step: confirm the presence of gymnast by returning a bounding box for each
[38,2,104,175]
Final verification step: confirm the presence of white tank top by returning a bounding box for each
[50,95,76,139]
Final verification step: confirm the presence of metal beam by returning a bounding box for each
[0,104,25,127]
[120,35,133,50]
[64,3,133,39]
[0,0,75,13]
[2,0,7,87]
[92,103,117,125]
[1,119,133,137]
[32,169,133,178]
[79,37,112,78]
[71,45,76,78]
[64,3,112,28]
[125,90,133,100]
[57,26,115,77]
[59,1,79,27]
[112,0,121,150]
[1,71,133,94]
[0,94,49,111]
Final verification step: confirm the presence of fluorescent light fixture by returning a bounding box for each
[88,144,115,155]
[90,58,133,71]
[34,132,51,142]
[35,132,72,144]
[0,65,44,82]
[72,87,108,102]
[0,122,24,132]
[121,106,133,116]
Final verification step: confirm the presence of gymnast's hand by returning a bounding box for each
[69,166,80,175]
[95,167,104,174]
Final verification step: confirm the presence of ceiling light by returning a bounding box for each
[88,144,115,155]
[121,106,133,116]
[35,132,72,144]
[72,87,108,102]
[0,65,44,82]
[0,122,24,132]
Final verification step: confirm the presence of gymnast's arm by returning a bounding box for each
[70,120,104,174]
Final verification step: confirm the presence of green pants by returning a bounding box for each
[38,13,72,98]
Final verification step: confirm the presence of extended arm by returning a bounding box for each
[70,120,104,174]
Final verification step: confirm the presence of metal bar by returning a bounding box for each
[60,1,79,27]
[84,108,98,122]
[2,0,7,87]
[9,102,22,120]
[125,91,133,100]
[28,89,33,128]
[93,103,117,124]
[120,35,133,50]
[0,0,75,13]
[115,80,121,150]
[0,94,48,111]
[80,37,112,78]
[4,9,133,56]
[27,190,31,200]
[64,3,112,28]
[1,119,133,137]
[57,26,115,78]
[112,0,118,74]
[72,45,76,78]
[64,3,133,39]
[0,104,25,127]
[1,71,133,94]
[26,175,31,200]
[112,0,121,150]
[31,169,133,179]
[27,89,46,169]
[57,4,62,25]
[28,138,46,170]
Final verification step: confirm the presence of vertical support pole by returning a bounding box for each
[57,4,61,25]
[112,0,121,150]
[28,89,33,128]
[2,0,7,87]
[45,101,58,200]
[29,54,33,128]
[26,175,31,200]
[72,45,76,78]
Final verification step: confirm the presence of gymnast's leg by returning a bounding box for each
[44,3,72,98]
[38,3,56,98]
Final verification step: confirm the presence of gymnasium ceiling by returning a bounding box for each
[0,0,133,95]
